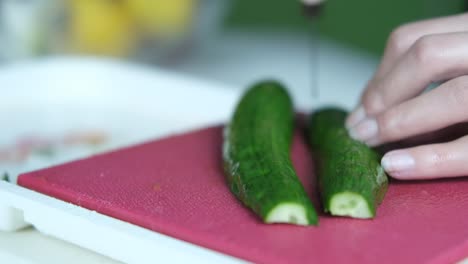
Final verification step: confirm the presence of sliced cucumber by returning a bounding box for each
[308,107,388,219]
[266,203,311,225]
[223,80,318,226]
[329,192,372,218]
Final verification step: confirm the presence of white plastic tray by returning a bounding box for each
[0,57,243,263]
[0,57,239,184]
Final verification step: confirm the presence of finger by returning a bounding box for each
[361,32,468,119]
[348,75,468,145]
[373,13,468,80]
[381,134,468,180]
[374,122,468,157]
[396,122,468,147]
[346,14,468,128]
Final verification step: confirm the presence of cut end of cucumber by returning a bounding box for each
[265,203,310,226]
[329,192,373,219]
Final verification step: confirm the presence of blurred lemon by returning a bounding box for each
[69,0,133,56]
[127,0,196,36]
[67,0,197,57]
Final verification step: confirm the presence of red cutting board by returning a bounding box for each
[18,125,468,264]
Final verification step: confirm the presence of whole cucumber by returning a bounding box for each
[308,107,388,219]
[223,80,318,226]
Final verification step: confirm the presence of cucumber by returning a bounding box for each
[223,80,318,226]
[308,107,388,219]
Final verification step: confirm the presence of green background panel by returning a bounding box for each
[225,0,466,54]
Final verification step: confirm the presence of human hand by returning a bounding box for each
[345,13,468,180]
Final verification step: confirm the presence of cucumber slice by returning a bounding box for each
[265,203,310,225]
[308,107,388,219]
[329,192,372,218]
[223,80,318,226]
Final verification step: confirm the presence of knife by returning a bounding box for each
[301,0,325,106]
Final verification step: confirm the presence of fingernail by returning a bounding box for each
[381,151,415,174]
[345,105,366,129]
[348,118,378,142]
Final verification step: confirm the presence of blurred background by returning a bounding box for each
[0,0,466,103]
[0,0,465,94]
[0,0,465,62]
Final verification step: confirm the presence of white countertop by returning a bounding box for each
[0,228,119,264]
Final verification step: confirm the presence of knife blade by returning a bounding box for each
[301,0,325,107]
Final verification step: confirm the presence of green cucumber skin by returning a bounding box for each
[308,108,388,217]
[223,80,318,225]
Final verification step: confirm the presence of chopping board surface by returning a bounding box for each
[18,125,468,264]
